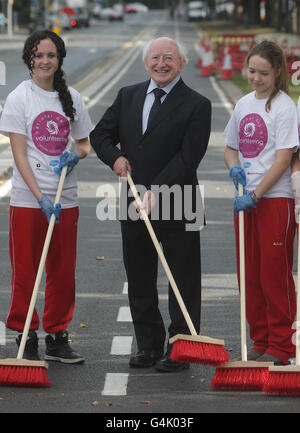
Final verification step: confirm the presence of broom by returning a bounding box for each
[127,172,228,366]
[263,206,300,396]
[211,184,273,390]
[0,165,68,387]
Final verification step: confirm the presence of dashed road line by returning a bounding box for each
[110,336,133,355]
[102,373,129,396]
[117,305,132,322]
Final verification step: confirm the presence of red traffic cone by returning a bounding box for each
[201,37,215,77]
[221,47,232,80]
[198,36,206,68]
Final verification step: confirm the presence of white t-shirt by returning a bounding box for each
[0,80,93,208]
[224,90,299,198]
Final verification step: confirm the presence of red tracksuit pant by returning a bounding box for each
[7,206,79,334]
[234,197,296,364]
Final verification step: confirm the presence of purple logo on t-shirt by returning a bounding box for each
[239,113,268,158]
[32,111,70,156]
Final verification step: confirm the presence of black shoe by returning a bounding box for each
[155,356,190,372]
[129,350,163,368]
[16,331,40,361]
[45,330,84,364]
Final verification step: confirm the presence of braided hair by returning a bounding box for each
[22,30,76,122]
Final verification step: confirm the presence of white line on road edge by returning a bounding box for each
[86,44,144,110]
[209,76,234,116]
[0,178,12,199]
[102,373,129,396]
[110,336,133,355]
[193,41,234,117]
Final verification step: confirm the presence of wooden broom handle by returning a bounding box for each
[17,165,68,360]
[238,183,247,362]
[127,172,197,336]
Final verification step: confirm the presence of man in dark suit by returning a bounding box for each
[90,37,211,372]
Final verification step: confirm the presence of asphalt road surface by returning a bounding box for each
[0,9,299,416]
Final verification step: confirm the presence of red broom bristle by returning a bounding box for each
[170,339,229,366]
[263,371,300,396]
[0,366,51,387]
[211,366,269,390]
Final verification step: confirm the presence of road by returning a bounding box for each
[0,10,299,416]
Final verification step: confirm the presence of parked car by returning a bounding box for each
[125,3,138,13]
[125,3,148,13]
[58,7,78,28]
[187,1,207,21]
[93,4,102,19]
[73,6,90,27]
[134,3,149,12]
[100,7,113,19]
[109,4,124,21]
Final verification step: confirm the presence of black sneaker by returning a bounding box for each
[45,330,84,364]
[16,330,40,360]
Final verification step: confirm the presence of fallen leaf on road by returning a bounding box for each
[91,400,99,406]
[140,400,152,404]
[80,323,87,328]
[106,402,112,407]
[96,256,105,260]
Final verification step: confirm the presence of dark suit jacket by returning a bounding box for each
[90,78,211,229]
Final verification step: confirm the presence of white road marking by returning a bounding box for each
[102,373,129,396]
[110,336,133,355]
[122,282,128,294]
[0,178,12,199]
[117,306,132,322]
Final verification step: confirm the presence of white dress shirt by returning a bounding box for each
[142,75,181,134]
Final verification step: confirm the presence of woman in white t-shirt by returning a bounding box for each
[224,40,299,366]
[0,30,93,363]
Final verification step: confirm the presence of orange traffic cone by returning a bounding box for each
[221,47,232,80]
[201,37,215,77]
[198,38,204,68]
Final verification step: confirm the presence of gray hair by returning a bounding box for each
[142,37,188,64]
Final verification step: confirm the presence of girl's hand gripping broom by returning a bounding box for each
[0,165,68,387]
[211,183,273,390]
[127,172,228,366]
[263,204,300,396]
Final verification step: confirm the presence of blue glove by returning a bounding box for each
[234,191,256,214]
[38,194,61,223]
[54,151,80,176]
[229,166,246,190]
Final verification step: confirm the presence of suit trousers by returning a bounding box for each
[234,198,296,364]
[7,206,78,334]
[121,221,201,354]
